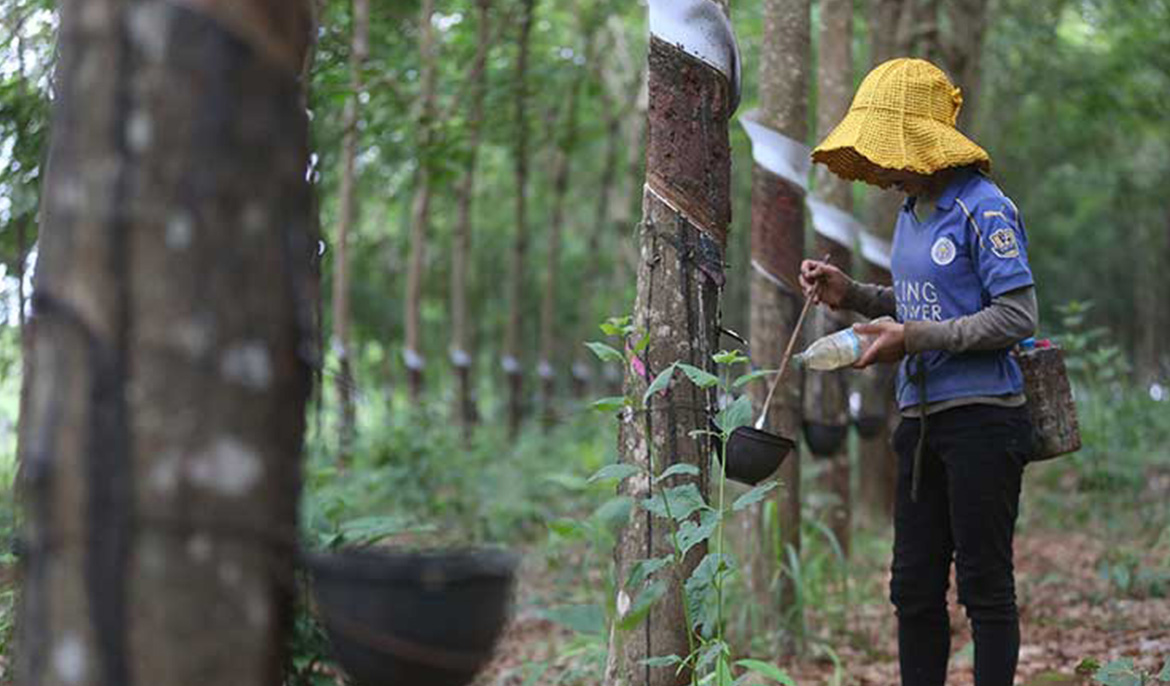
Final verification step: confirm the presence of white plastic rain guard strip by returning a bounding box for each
[807,196,863,248]
[647,0,741,109]
[859,231,892,271]
[537,360,554,379]
[739,112,811,192]
[449,347,471,368]
[500,355,520,374]
[751,259,795,294]
[403,348,425,370]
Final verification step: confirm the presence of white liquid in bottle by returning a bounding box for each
[795,317,893,371]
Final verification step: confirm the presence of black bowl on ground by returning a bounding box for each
[723,426,795,485]
[803,421,849,458]
[305,548,518,686]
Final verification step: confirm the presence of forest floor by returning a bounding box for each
[478,522,1170,686]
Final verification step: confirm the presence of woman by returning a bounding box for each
[800,58,1037,686]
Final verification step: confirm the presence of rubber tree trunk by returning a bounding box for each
[17,3,313,685]
[333,0,368,464]
[807,0,854,559]
[504,0,537,438]
[573,111,622,398]
[451,0,492,440]
[405,0,438,403]
[603,5,735,683]
[538,58,587,427]
[942,0,990,133]
[736,0,812,650]
[858,0,912,524]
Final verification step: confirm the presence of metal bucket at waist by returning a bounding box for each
[1013,345,1081,461]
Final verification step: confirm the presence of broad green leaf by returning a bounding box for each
[1094,659,1141,686]
[1157,658,1170,682]
[732,481,779,512]
[713,349,749,365]
[592,396,628,413]
[642,655,683,668]
[733,369,777,388]
[686,554,734,637]
[676,509,720,556]
[618,580,667,631]
[585,341,625,363]
[715,395,755,433]
[589,462,641,483]
[643,363,678,404]
[735,659,797,685]
[600,316,632,336]
[678,363,720,388]
[540,604,605,636]
[626,555,673,589]
[643,484,709,521]
[546,518,584,539]
[716,656,735,686]
[633,332,651,355]
[655,463,701,482]
[592,496,634,531]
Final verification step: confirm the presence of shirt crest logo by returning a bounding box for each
[989,227,1020,258]
[931,237,956,266]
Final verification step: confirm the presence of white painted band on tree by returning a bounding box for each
[449,348,471,368]
[859,231,892,270]
[403,347,425,370]
[739,111,811,192]
[807,196,863,248]
[501,355,520,374]
[571,361,590,380]
[751,259,797,295]
[647,0,741,111]
[537,360,554,379]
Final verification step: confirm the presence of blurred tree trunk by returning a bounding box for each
[943,0,990,132]
[740,0,811,651]
[505,0,537,438]
[539,52,588,426]
[451,0,492,440]
[405,0,438,403]
[603,0,735,682]
[858,0,911,526]
[333,0,368,463]
[808,0,854,559]
[17,2,313,685]
[916,0,943,63]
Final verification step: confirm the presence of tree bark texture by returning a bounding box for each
[332,0,368,463]
[603,31,733,686]
[405,0,438,403]
[17,3,313,685]
[808,0,854,558]
[503,0,537,437]
[451,0,492,439]
[539,59,586,426]
[942,0,990,133]
[746,0,811,651]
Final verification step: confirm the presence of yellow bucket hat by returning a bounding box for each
[811,58,991,187]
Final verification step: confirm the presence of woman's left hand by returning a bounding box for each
[853,320,907,368]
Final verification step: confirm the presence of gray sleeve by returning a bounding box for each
[905,286,1038,354]
[840,281,897,319]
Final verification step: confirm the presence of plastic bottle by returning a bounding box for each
[795,317,894,371]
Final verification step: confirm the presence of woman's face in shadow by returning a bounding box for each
[870,167,936,196]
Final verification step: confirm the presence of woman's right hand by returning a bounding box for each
[800,259,851,309]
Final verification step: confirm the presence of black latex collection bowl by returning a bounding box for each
[803,421,849,458]
[854,414,886,439]
[724,427,795,485]
[306,548,518,686]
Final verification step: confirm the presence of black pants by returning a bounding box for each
[891,404,1032,686]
